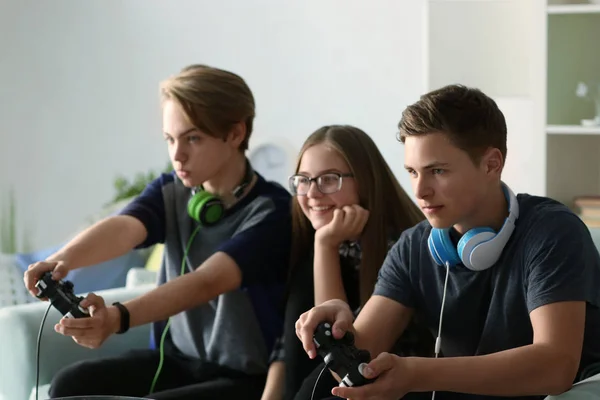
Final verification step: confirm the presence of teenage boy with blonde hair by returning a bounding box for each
[25,65,292,400]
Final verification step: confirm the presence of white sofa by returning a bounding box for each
[3,248,600,400]
[0,282,154,400]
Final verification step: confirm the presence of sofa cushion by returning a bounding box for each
[14,246,146,295]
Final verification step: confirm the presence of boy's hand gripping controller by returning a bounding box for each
[313,322,376,387]
[35,272,90,319]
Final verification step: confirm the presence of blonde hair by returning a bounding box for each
[160,64,255,151]
[291,125,425,305]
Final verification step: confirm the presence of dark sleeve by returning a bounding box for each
[118,173,171,248]
[372,232,416,308]
[283,257,322,395]
[216,201,292,286]
[525,211,600,312]
[268,336,285,364]
[266,262,313,366]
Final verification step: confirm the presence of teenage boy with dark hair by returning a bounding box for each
[296,84,600,400]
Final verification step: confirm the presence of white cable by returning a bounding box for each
[432,261,450,400]
[311,365,328,400]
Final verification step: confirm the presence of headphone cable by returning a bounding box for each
[148,223,202,394]
[36,302,53,400]
[431,261,450,400]
[310,365,328,400]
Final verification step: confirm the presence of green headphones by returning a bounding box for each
[187,160,254,226]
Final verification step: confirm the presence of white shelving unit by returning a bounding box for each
[547,125,600,135]
[546,1,600,207]
[428,0,600,208]
[547,4,600,14]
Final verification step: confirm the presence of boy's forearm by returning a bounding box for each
[353,296,414,358]
[261,361,285,400]
[46,215,146,270]
[410,344,577,396]
[125,271,216,328]
[125,251,242,328]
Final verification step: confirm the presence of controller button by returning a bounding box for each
[358,362,369,377]
[340,376,354,387]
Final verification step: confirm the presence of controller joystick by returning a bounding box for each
[35,272,90,319]
[313,322,375,387]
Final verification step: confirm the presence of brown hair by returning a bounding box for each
[398,84,507,165]
[291,125,425,306]
[160,64,255,151]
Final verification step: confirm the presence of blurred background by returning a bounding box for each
[1,0,599,250]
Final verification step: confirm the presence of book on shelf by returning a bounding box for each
[573,196,600,228]
[580,217,600,228]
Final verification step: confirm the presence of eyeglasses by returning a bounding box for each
[289,172,354,196]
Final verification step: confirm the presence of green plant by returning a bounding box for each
[109,161,174,205]
[0,187,32,254]
[0,189,16,253]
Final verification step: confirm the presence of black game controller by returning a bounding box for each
[312,322,375,388]
[35,272,90,319]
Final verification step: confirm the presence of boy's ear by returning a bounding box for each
[226,121,246,149]
[482,147,504,176]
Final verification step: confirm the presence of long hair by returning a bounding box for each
[290,125,425,306]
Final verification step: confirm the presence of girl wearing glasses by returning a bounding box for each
[260,125,428,400]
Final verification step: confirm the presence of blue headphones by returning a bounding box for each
[427,182,519,271]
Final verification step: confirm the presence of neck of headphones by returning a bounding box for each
[194,158,254,199]
[501,181,519,223]
[231,158,254,199]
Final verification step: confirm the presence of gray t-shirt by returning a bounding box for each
[374,193,600,398]
[120,170,292,376]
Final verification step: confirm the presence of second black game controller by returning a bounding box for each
[313,322,376,387]
[35,272,90,319]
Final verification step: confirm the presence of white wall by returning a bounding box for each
[0,0,427,250]
[428,0,536,98]
[427,0,547,197]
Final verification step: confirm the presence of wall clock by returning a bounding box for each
[248,138,296,191]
